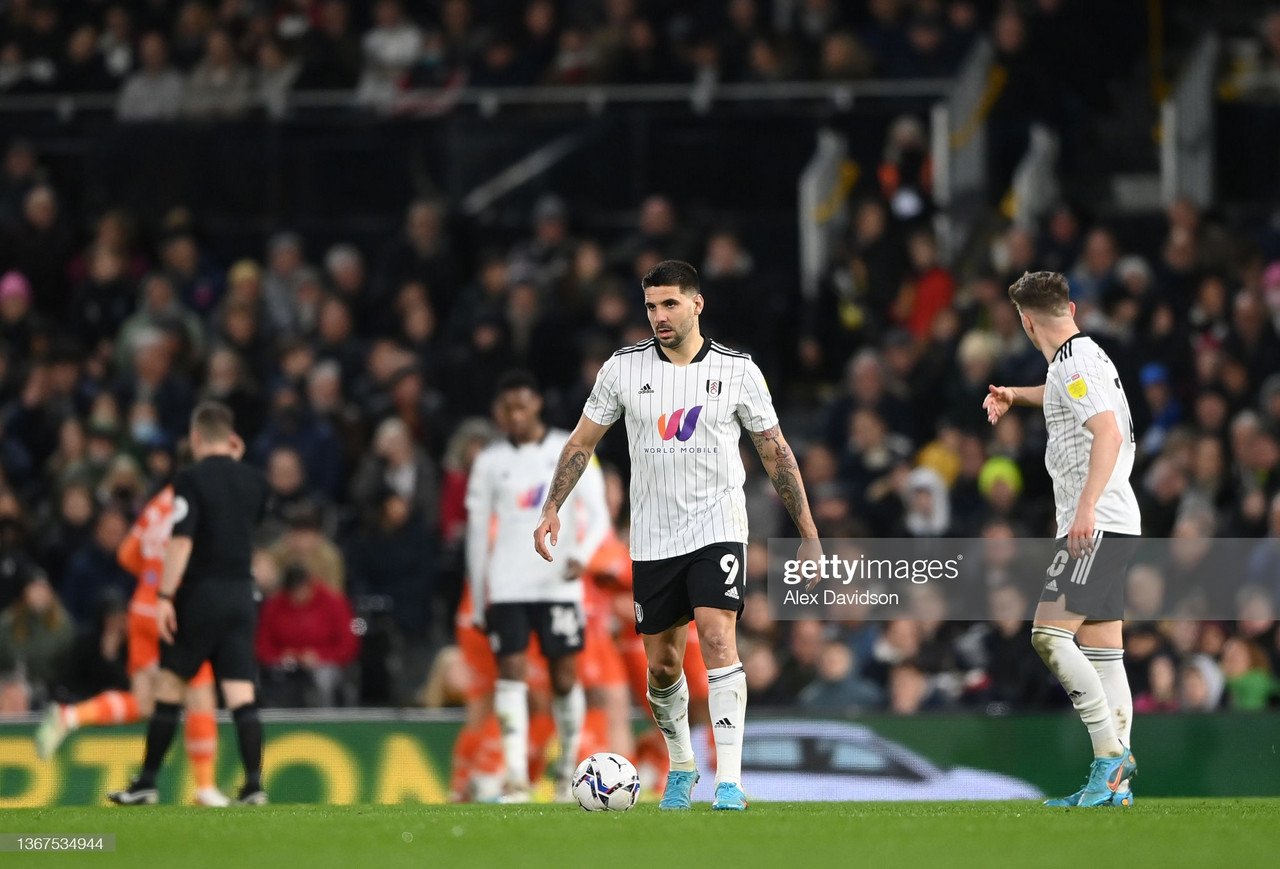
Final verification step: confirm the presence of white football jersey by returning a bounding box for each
[1043,334,1142,537]
[466,428,609,605]
[583,337,778,561]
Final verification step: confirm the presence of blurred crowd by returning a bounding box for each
[0,0,994,116]
[0,3,1278,720]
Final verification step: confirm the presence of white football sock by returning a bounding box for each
[1031,626,1123,758]
[647,673,696,772]
[552,683,586,780]
[495,679,529,789]
[1082,646,1133,747]
[707,662,747,787]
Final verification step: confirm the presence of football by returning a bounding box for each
[571,753,641,812]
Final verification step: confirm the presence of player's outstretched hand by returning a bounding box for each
[533,509,560,562]
[983,384,1014,425]
[798,538,824,591]
[157,598,178,644]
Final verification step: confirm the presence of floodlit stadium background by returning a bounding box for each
[0,0,1278,805]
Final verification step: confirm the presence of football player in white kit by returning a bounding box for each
[466,371,610,802]
[984,271,1141,808]
[534,260,822,811]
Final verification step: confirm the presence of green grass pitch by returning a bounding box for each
[5,800,1278,868]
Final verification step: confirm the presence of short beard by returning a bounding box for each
[656,324,688,348]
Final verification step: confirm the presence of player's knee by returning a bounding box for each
[1030,625,1065,661]
[646,657,681,689]
[698,628,736,668]
[497,654,528,682]
[550,660,577,695]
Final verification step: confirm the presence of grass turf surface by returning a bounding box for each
[4,800,1278,868]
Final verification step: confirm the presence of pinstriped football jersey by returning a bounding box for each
[583,337,778,561]
[465,429,610,604]
[1043,334,1142,537]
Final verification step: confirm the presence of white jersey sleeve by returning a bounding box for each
[582,355,623,426]
[1055,351,1119,426]
[734,358,779,433]
[463,451,495,611]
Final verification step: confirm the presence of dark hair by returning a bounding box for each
[641,260,700,295]
[495,369,541,396]
[190,400,235,442]
[1008,270,1070,315]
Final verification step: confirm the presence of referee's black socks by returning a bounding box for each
[138,701,182,788]
[232,703,263,790]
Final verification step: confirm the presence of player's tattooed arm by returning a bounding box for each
[547,446,589,510]
[535,413,612,562]
[750,426,819,540]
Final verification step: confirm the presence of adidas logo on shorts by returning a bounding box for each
[724,586,740,600]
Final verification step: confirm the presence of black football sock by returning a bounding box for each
[138,702,182,788]
[232,703,263,790]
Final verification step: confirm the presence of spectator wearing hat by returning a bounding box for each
[0,568,74,709]
[977,454,1026,528]
[1138,363,1182,456]
[897,466,951,538]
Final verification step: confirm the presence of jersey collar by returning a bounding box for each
[653,335,712,365]
[1052,331,1084,363]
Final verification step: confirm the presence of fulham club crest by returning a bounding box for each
[706,380,722,396]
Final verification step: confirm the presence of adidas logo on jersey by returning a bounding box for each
[724,586,740,600]
[713,718,735,729]
[638,383,653,394]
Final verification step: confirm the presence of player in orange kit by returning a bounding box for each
[36,481,229,807]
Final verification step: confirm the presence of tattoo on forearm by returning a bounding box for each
[750,427,812,532]
[548,446,589,509]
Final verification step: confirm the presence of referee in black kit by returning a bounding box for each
[109,402,270,806]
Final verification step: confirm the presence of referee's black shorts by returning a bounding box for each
[161,582,258,681]
[1039,531,1140,620]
